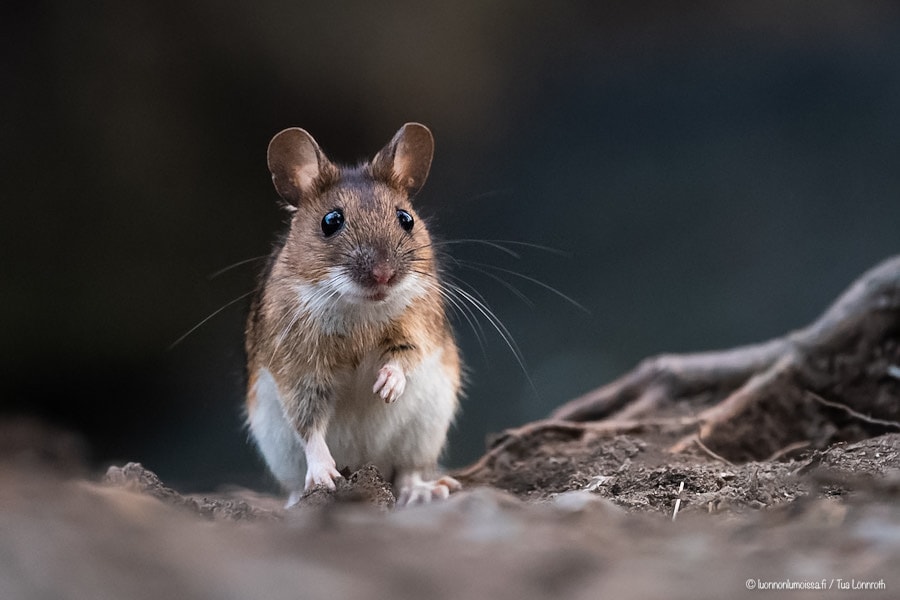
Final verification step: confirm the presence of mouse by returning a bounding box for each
[244,123,462,507]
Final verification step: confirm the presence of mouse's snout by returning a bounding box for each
[370,262,396,286]
[347,245,404,298]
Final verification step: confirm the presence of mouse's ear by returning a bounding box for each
[267,128,336,206]
[372,123,434,197]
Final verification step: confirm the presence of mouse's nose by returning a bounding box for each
[371,262,396,285]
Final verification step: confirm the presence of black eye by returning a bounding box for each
[397,209,414,232]
[321,209,344,237]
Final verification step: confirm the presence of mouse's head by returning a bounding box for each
[267,123,437,309]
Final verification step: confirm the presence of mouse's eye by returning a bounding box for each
[321,209,345,237]
[396,209,414,233]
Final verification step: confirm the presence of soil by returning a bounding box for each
[3,258,898,598]
[456,428,900,514]
[2,418,898,599]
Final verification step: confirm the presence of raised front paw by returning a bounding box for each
[397,474,462,507]
[373,364,406,404]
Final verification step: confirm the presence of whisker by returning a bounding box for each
[417,276,488,358]
[273,280,341,360]
[452,264,535,308]
[168,290,256,350]
[207,255,269,280]
[442,280,538,396]
[400,240,442,258]
[443,273,496,316]
[274,303,304,351]
[458,260,590,314]
[439,279,489,347]
[186,274,305,354]
[467,188,515,202]
[434,239,571,258]
[436,239,520,259]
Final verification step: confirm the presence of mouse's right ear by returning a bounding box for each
[267,128,336,207]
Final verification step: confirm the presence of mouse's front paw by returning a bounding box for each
[304,461,342,491]
[373,364,406,403]
[287,463,343,507]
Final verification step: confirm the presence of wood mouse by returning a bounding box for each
[245,123,462,507]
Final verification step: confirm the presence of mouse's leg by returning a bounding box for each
[275,375,342,503]
[248,370,342,507]
[395,470,462,506]
[286,380,342,494]
[301,427,341,490]
[284,430,341,508]
[285,431,341,507]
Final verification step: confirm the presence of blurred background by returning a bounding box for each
[3,1,900,491]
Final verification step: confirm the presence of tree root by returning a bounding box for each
[454,416,698,479]
[461,255,900,475]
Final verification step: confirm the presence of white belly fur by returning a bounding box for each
[248,348,457,490]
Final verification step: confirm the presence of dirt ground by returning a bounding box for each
[1,416,898,600]
[5,258,897,598]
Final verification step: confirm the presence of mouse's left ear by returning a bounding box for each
[267,128,337,207]
[372,123,434,197]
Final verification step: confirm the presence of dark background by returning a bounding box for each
[4,1,899,491]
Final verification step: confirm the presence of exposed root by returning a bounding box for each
[764,441,812,463]
[691,436,734,466]
[806,391,900,430]
[563,255,900,462]
[551,338,789,422]
[454,417,698,481]
[462,255,900,474]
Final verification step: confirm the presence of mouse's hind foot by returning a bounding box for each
[395,471,461,507]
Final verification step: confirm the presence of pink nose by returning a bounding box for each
[371,263,395,285]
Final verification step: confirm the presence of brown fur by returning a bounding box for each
[246,170,453,395]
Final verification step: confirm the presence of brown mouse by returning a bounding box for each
[245,123,461,506]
